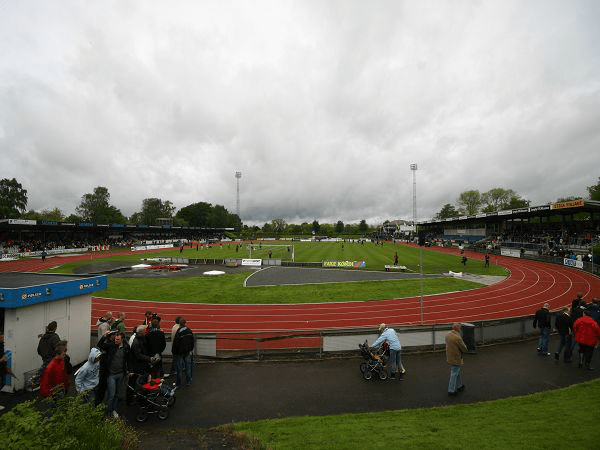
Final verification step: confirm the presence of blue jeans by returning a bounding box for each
[389,349,403,375]
[448,365,463,393]
[537,328,550,352]
[555,333,573,361]
[105,372,124,415]
[175,353,193,386]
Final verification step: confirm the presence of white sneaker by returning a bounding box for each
[0,405,5,411]
[112,410,119,419]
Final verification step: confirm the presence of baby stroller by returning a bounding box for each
[128,375,177,422]
[359,340,388,380]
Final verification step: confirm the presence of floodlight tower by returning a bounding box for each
[410,163,424,323]
[235,171,242,218]
[410,163,417,229]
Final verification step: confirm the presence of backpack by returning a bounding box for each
[175,328,195,354]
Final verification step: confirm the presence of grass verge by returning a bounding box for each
[232,378,600,449]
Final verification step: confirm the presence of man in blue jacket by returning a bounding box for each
[372,323,405,379]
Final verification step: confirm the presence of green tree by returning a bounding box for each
[64,214,82,223]
[358,219,369,233]
[272,218,287,233]
[176,202,213,227]
[588,177,600,200]
[0,178,28,219]
[481,188,516,212]
[457,190,482,215]
[505,196,530,209]
[134,198,175,226]
[435,203,460,220]
[335,220,344,233]
[76,186,126,223]
[175,202,240,228]
[312,220,320,234]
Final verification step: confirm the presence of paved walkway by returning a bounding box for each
[1,336,598,427]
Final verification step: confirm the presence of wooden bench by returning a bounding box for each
[384,265,407,272]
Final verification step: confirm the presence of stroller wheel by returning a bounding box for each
[378,369,388,380]
[158,406,169,420]
[167,395,176,407]
[136,407,149,423]
[363,369,373,380]
[359,362,367,374]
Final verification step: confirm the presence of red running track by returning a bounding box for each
[3,246,599,334]
[91,249,600,335]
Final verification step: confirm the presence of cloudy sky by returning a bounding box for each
[1,1,599,226]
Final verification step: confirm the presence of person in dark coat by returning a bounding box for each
[533,303,551,356]
[97,332,129,418]
[146,319,166,377]
[554,306,573,362]
[127,325,157,404]
[37,321,60,369]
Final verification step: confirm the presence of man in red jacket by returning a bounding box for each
[40,340,71,399]
[573,310,600,370]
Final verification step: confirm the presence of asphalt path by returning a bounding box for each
[121,336,598,428]
[2,328,599,429]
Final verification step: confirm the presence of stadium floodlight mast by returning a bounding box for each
[410,163,424,324]
[235,171,242,218]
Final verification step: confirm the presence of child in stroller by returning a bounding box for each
[128,374,177,422]
[359,340,389,380]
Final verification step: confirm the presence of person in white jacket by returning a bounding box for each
[75,347,103,402]
[372,323,406,379]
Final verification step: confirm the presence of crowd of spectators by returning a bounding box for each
[0,238,135,255]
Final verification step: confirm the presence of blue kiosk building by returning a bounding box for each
[0,272,107,392]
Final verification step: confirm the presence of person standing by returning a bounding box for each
[0,331,6,410]
[98,332,129,418]
[554,307,573,362]
[393,252,399,266]
[40,340,70,399]
[128,325,156,405]
[146,318,166,377]
[533,303,552,356]
[74,347,103,403]
[170,316,181,376]
[37,321,60,369]
[111,312,126,334]
[96,312,113,339]
[573,310,600,370]
[445,323,468,396]
[172,318,195,387]
[371,323,405,379]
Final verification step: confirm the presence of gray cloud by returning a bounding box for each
[1,0,599,226]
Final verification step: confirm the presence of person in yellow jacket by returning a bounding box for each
[445,323,468,396]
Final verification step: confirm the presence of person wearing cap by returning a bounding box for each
[533,303,551,356]
[371,323,405,379]
[445,323,468,396]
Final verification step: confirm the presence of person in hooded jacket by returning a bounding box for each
[75,347,103,402]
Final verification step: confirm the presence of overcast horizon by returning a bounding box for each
[1,1,599,227]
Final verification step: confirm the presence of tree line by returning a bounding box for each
[435,180,600,220]
[2,177,600,230]
[0,182,241,229]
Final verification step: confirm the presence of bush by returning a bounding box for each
[0,395,139,450]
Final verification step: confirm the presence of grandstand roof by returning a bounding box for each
[420,199,600,226]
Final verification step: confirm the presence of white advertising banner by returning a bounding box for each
[242,259,262,266]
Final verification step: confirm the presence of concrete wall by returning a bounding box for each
[3,294,92,391]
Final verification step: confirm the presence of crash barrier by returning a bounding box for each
[92,315,538,361]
